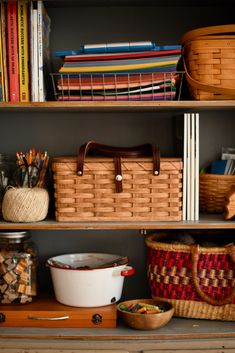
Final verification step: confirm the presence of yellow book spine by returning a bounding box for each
[0,8,5,102]
[18,0,29,102]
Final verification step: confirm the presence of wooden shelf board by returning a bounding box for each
[0,317,234,341]
[0,214,234,230]
[1,101,235,112]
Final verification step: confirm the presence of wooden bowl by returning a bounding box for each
[117,298,174,330]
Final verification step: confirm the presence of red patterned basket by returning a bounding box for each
[145,232,235,321]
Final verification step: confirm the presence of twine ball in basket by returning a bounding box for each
[2,187,49,222]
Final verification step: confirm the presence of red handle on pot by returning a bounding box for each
[120,266,135,277]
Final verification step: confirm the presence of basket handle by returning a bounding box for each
[77,140,160,193]
[181,24,235,44]
[191,243,235,306]
[182,55,235,95]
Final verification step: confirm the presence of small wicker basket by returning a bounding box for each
[181,24,235,100]
[199,173,235,213]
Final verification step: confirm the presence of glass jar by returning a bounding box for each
[0,154,16,217]
[0,231,38,304]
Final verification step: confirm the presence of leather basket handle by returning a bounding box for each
[181,24,235,45]
[190,243,235,306]
[77,140,160,193]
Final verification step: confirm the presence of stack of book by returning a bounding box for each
[0,0,51,103]
[53,41,182,101]
[183,113,200,221]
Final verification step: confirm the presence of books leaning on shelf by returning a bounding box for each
[0,0,51,102]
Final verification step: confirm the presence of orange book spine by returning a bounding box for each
[7,1,19,102]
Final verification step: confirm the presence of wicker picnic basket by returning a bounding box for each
[199,173,235,213]
[181,24,235,100]
[52,141,183,222]
[145,232,235,321]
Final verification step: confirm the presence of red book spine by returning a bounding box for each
[7,1,19,102]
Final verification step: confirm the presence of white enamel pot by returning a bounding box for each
[46,253,135,307]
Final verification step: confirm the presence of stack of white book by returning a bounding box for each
[183,113,200,221]
[30,0,51,102]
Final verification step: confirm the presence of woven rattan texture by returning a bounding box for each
[199,173,235,213]
[184,37,235,100]
[52,157,183,222]
[145,234,235,321]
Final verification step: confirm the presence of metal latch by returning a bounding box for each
[92,313,102,325]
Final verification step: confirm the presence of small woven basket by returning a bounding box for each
[2,187,49,222]
[199,173,235,213]
[181,24,235,100]
[145,232,235,321]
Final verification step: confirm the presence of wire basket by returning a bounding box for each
[50,72,184,102]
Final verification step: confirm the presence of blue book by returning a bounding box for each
[211,160,227,174]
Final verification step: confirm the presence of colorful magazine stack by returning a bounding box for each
[53,41,182,101]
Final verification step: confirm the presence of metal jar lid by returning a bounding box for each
[0,231,30,241]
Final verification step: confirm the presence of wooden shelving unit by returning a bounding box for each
[0,0,235,350]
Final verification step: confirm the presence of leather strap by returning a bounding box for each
[181,24,235,45]
[114,156,123,193]
[77,140,160,193]
[190,244,235,306]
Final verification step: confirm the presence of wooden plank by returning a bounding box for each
[0,214,235,230]
[0,338,235,352]
[1,101,235,112]
[0,318,234,341]
[0,350,129,353]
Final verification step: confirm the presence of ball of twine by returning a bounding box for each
[2,187,49,222]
